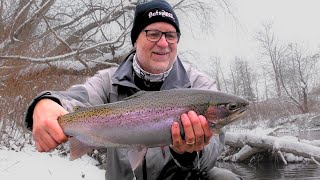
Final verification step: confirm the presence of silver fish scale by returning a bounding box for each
[58,89,249,149]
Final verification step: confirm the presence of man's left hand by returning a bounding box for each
[170,111,213,154]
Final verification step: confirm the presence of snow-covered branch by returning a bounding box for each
[0,37,123,63]
[13,0,55,40]
[40,7,72,53]
[8,0,33,43]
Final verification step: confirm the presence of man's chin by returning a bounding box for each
[149,65,170,74]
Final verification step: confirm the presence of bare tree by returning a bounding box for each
[229,57,256,101]
[205,56,230,92]
[173,0,233,34]
[261,68,274,101]
[211,57,222,91]
[0,0,231,70]
[256,22,288,98]
[279,43,320,113]
[0,0,136,69]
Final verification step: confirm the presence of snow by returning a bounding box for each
[227,113,320,134]
[0,144,105,180]
[284,153,304,163]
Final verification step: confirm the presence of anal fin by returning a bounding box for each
[127,147,147,171]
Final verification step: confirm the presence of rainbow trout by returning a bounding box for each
[58,88,249,166]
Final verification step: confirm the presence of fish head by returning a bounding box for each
[205,95,249,132]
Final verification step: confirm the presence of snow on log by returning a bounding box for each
[223,145,264,162]
[300,139,320,147]
[225,131,320,162]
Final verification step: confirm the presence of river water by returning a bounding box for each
[218,131,320,179]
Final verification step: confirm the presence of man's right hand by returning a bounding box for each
[32,99,69,152]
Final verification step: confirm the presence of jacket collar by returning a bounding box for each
[112,53,191,90]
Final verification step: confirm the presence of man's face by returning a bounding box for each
[134,22,178,74]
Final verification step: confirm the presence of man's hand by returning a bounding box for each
[32,99,68,152]
[170,111,213,154]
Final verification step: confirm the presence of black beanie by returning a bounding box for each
[131,0,180,46]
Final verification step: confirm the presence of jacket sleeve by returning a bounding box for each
[24,68,115,130]
[169,63,224,172]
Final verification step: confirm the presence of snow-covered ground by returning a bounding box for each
[0,144,105,180]
[228,113,320,134]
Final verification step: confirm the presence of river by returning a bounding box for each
[218,130,320,179]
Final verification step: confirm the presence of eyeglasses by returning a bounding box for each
[144,30,180,44]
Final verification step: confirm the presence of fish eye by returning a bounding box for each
[227,103,238,111]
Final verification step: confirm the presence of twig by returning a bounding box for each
[311,156,320,165]
[277,150,287,165]
[8,0,33,43]
[39,7,73,53]
[4,161,20,172]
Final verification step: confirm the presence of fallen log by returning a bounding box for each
[300,139,320,147]
[223,145,264,162]
[225,131,320,162]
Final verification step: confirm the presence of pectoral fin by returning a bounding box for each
[127,147,147,171]
[69,137,93,160]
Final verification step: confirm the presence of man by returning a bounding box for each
[25,0,242,179]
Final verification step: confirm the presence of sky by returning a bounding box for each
[179,0,320,69]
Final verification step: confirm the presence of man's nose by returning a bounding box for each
[156,34,169,47]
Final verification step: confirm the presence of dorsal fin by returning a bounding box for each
[73,106,86,112]
[123,91,148,101]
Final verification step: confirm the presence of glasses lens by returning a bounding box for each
[146,30,161,41]
[145,30,179,43]
[165,32,179,43]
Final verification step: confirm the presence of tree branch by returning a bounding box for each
[0,36,123,63]
[13,0,55,40]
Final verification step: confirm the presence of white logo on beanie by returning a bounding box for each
[148,10,175,22]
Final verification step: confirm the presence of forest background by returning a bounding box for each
[0,0,320,151]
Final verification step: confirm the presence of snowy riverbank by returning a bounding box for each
[0,145,104,180]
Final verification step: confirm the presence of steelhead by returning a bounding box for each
[57,88,249,162]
